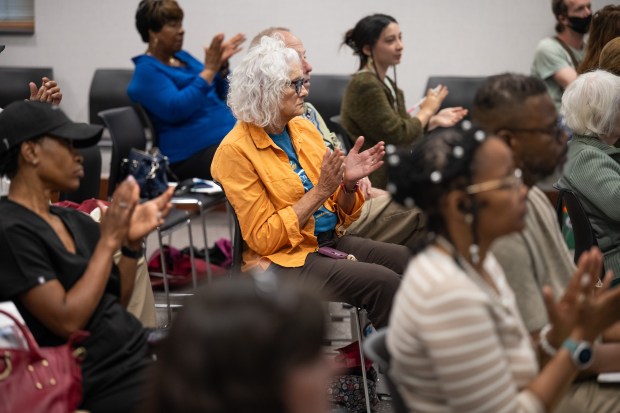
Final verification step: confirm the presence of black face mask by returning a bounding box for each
[567,15,592,34]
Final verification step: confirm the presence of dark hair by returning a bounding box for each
[343,14,397,71]
[577,5,620,74]
[141,274,326,413]
[386,126,488,240]
[552,0,569,33]
[599,37,620,76]
[0,137,43,179]
[135,0,184,43]
[472,73,548,130]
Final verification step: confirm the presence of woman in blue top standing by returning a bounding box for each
[128,0,245,181]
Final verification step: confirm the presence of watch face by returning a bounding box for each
[578,347,593,364]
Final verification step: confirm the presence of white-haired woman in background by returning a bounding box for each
[211,35,410,329]
[557,70,620,284]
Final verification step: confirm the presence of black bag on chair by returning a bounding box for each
[120,148,171,199]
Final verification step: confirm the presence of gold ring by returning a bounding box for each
[577,293,586,305]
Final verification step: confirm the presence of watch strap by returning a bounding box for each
[121,245,143,259]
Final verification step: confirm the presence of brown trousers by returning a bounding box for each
[270,235,410,328]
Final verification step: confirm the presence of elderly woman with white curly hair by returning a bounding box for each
[557,69,620,283]
[211,35,410,328]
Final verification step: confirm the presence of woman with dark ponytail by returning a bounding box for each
[339,14,467,188]
[386,126,620,413]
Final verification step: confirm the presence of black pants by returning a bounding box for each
[271,235,410,328]
[169,144,219,182]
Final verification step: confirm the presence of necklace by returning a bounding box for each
[435,236,511,312]
[146,51,178,66]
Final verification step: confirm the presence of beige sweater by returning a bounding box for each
[387,246,544,413]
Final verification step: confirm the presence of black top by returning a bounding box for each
[0,198,149,403]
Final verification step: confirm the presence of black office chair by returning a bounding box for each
[98,106,202,324]
[363,329,408,413]
[0,67,54,108]
[58,145,102,203]
[88,69,135,125]
[555,187,599,265]
[423,76,488,121]
[308,74,350,133]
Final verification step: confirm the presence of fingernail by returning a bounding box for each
[126,175,136,183]
[581,273,590,287]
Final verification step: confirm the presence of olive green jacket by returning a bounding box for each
[340,71,423,189]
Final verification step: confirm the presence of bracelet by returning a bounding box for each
[539,324,558,357]
[121,245,143,259]
[340,181,359,194]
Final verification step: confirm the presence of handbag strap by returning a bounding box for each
[0,308,90,360]
[554,36,580,70]
[0,308,45,360]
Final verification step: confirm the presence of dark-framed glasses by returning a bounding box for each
[465,168,523,195]
[289,77,305,96]
[506,117,568,142]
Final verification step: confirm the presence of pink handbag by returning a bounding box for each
[0,308,89,413]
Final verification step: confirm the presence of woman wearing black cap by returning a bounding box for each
[0,101,173,413]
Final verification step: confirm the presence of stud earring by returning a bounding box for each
[464,213,473,224]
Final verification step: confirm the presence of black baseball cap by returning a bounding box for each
[0,101,103,154]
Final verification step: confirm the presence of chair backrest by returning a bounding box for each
[98,106,148,198]
[363,329,408,413]
[229,201,243,272]
[58,145,102,203]
[88,68,136,125]
[0,66,54,108]
[308,74,350,133]
[555,187,599,264]
[423,76,488,119]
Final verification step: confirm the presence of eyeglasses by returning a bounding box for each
[506,117,568,142]
[465,168,523,195]
[289,77,305,96]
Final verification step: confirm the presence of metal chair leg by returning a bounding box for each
[198,207,213,283]
[353,307,372,413]
[157,229,172,325]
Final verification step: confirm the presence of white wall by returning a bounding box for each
[0,0,608,122]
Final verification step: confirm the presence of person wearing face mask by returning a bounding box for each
[531,0,593,111]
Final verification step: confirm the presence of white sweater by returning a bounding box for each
[387,246,544,413]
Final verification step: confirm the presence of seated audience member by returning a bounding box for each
[531,0,592,111]
[128,0,245,181]
[141,274,333,413]
[474,73,620,412]
[387,127,620,413]
[0,101,174,413]
[212,36,410,328]
[557,70,620,283]
[598,37,620,76]
[577,5,620,74]
[250,27,426,249]
[340,13,467,188]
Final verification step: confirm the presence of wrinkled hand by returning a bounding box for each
[429,107,468,130]
[204,32,245,72]
[29,77,62,105]
[127,186,174,243]
[317,148,345,197]
[343,136,385,184]
[419,84,448,115]
[98,177,140,251]
[220,32,246,63]
[543,248,620,344]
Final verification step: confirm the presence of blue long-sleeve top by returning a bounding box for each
[127,50,237,163]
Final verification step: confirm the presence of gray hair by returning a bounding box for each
[561,70,620,137]
[227,35,300,127]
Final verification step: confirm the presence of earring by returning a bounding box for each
[464,213,473,224]
[469,244,480,265]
